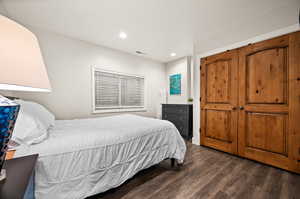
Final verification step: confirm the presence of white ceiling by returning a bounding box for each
[1,0,299,62]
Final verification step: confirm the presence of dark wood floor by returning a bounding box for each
[88,142,300,199]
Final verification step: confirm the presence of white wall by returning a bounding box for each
[192,45,200,145]
[12,27,166,120]
[192,24,300,145]
[165,57,192,104]
[0,1,7,15]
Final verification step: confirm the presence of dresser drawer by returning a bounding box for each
[162,105,188,114]
[162,112,186,122]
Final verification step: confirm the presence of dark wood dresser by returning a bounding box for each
[162,104,193,140]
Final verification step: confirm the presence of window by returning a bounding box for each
[92,68,145,113]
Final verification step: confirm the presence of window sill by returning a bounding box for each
[93,108,147,114]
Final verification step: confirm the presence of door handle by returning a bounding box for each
[239,106,244,110]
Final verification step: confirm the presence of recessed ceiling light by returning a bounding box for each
[170,53,176,57]
[119,31,127,39]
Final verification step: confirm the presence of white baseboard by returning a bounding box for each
[192,136,200,145]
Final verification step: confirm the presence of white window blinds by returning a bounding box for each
[94,69,144,110]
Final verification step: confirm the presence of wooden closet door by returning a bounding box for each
[238,33,300,173]
[200,50,239,154]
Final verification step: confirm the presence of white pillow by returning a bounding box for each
[15,100,55,130]
[12,107,48,145]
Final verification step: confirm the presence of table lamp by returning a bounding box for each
[0,15,51,181]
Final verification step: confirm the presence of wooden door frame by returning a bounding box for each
[289,32,300,173]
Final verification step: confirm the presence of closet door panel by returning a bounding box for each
[245,112,288,156]
[205,110,231,142]
[238,35,293,171]
[246,47,288,104]
[206,59,230,103]
[200,50,238,154]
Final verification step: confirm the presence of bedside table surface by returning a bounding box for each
[0,154,38,199]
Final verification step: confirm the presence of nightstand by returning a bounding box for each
[0,154,38,199]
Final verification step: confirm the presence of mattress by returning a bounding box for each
[15,114,186,199]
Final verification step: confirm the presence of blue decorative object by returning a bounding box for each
[0,96,20,179]
[169,74,181,95]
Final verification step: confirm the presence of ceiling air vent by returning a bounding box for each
[136,51,146,55]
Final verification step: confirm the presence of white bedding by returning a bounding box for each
[15,114,186,199]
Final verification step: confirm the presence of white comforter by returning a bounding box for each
[15,114,186,199]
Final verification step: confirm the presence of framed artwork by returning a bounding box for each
[169,74,181,95]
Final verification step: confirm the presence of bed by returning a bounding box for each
[14,113,186,199]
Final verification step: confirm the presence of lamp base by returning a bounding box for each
[0,169,6,182]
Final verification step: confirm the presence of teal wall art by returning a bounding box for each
[169,74,181,95]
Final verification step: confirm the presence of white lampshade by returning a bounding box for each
[0,15,51,92]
